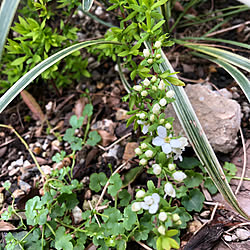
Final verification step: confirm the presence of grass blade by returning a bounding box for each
[191,51,250,102]
[145,41,249,219]
[82,0,94,11]
[0,0,20,60]
[175,40,250,72]
[0,40,120,113]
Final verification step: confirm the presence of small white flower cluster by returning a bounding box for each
[142,41,162,65]
[157,212,182,235]
[132,192,160,214]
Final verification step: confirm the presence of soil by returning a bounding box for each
[0,1,249,249]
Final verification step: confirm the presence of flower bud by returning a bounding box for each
[151,76,157,82]
[159,119,165,124]
[135,147,142,155]
[155,53,161,59]
[133,85,142,91]
[168,163,175,171]
[136,190,145,199]
[158,225,166,235]
[141,143,147,149]
[143,49,150,58]
[147,58,153,64]
[154,41,162,49]
[164,182,176,198]
[139,158,147,166]
[176,220,182,225]
[150,114,155,122]
[172,171,187,182]
[153,164,161,175]
[139,113,146,119]
[159,98,167,106]
[143,78,150,86]
[165,123,172,130]
[172,214,180,222]
[166,90,175,98]
[145,150,153,158]
[141,90,148,97]
[159,212,167,222]
[131,202,141,212]
[158,80,165,90]
[152,103,161,114]
[152,86,157,91]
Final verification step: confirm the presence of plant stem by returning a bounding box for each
[46,222,56,237]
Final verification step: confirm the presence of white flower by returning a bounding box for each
[164,182,176,198]
[152,103,161,114]
[147,58,153,64]
[165,123,172,130]
[141,90,148,97]
[140,158,147,165]
[151,76,157,82]
[143,49,150,58]
[172,214,180,222]
[168,163,175,171]
[131,202,142,212]
[152,86,157,91]
[154,41,162,49]
[153,164,161,175]
[141,143,147,149]
[139,113,146,119]
[141,193,160,214]
[136,190,145,199]
[152,126,183,155]
[135,147,142,155]
[159,98,167,106]
[158,225,166,235]
[145,150,153,158]
[150,114,155,122]
[133,85,142,91]
[159,212,167,222]
[143,78,150,86]
[158,80,165,90]
[166,90,175,98]
[155,53,161,59]
[172,171,187,182]
[137,120,150,134]
[159,119,165,124]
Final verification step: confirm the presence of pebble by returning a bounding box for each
[224,235,232,242]
[20,172,32,181]
[41,165,52,175]
[51,140,61,150]
[200,210,210,219]
[187,220,202,233]
[72,206,83,224]
[47,134,56,141]
[235,228,250,241]
[42,139,50,151]
[19,180,31,193]
[9,167,20,176]
[95,6,103,16]
[115,108,130,121]
[231,234,238,241]
[23,160,31,168]
[12,189,25,199]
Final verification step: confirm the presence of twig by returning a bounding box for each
[205,21,250,37]
[97,132,132,151]
[88,200,101,227]
[136,241,153,250]
[235,127,247,194]
[221,238,233,250]
[209,202,219,222]
[225,222,250,233]
[95,161,128,209]
[0,131,30,148]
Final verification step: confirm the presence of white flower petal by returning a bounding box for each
[157,126,167,138]
[162,143,172,154]
[141,202,150,210]
[149,203,158,214]
[144,196,153,205]
[170,139,182,148]
[151,193,160,203]
[152,136,165,146]
[137,120,145,125]
[142,124,149,134]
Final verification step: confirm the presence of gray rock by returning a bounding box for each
[236,229,250,241]
[166,84,241,153]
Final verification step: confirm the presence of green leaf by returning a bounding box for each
[204,178,218,194]
[0,0,20,60]
[86,131,101,146]
[0,40,120,113]
[122,166,143,188]
[108,173,122,196]
[3,180,11,190]
[63,128,75,143]
[123,205,137,231]
[55,227,73,250]
[82,103,93,117]
[183,170,203,188]
[70,115,84,129]
[11,56,27,66]
[152,20,165,32]
[118,189,131,207]
[82,0,94,12]
[181,189,205,212]
[52,151,66,163]
[70,137,83,151]
[89,172,107,192]
[178,157,201,169]
[166,76,185,86]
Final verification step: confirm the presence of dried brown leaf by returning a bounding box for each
[20,90,45,121]
[98,130,117,147]
[0,221,16,231]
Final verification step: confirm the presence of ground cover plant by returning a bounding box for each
[0,0,249,249]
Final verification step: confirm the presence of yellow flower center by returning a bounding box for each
[164,137,170,143]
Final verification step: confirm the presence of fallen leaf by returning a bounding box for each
[123,142,138,160]
[97,130,117,147]
[74,97,89,119]
[115,108,131,121]
[0,221,16,231]
[20,90,45,121]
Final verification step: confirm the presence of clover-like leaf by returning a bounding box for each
[183,170,203,188]
[181,189,205,212]
[107,173,122,197]
[82,103,93,117]
[86,131,101,146]
[55,226,73,250]
[89,172,107,192]
[52,151,66,163]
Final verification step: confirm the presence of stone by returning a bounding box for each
[19,180,31,193]
[236,229,250,241]
[166,84,241,153]
[72,206,83,224]
[224,235,232,242]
